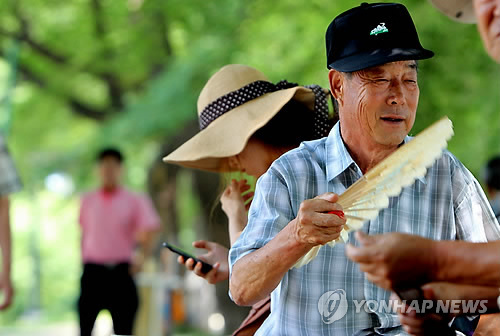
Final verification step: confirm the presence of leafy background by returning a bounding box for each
[0,0,498,333]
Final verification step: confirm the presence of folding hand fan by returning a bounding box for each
[294,116,454,268]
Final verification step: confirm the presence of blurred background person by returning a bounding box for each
[77,148,161,336]
[0,134,22,311]
[484,155,500,219]
[164,64,336,335]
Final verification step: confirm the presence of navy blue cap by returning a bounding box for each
[326,2,434,72]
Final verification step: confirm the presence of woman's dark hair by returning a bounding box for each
[251,98,338,148]
[97,147,124,163]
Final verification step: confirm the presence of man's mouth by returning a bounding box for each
[380,116,405,123]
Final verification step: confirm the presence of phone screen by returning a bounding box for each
[162,242,213,273]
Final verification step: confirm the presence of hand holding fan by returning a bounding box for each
[293,117,454,268]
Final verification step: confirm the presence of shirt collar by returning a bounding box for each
[325,122,425,184]
[325,122,357,182]
[99,186,121,199]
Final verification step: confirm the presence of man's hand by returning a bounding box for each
[345,231,437,290]
[391,293,455,336]
[474,313,500,336]
[178,240,229,284]
[229,193,345,306]
[0,271,13,310]
[292,193,346,246]
[397,308,455,336]
[421,282,500,313]
[419,283,500,334]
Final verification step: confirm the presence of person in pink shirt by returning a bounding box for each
[77,148,161,336]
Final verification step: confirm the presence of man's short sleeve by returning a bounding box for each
[453,161,500,242]
[0,135,22,196]
[134,194,161,232]
[229,166,295,274]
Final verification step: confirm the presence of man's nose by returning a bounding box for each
[386,81,405,105]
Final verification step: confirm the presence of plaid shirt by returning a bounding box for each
[0,135,22,196]
[229,122,500,336]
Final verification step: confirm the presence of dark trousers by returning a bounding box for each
[77,263,139,336]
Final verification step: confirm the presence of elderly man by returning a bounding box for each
[0,134,22,310]
[346,1,500,334]
[229,2,500,335]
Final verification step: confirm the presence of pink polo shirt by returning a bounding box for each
[79,187,161,264]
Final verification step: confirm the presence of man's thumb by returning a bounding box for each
[315,192,339,203]
[355,231,374,246]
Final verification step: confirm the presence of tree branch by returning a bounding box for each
[0,27,68,65]
[0,0,178,120]
[0,0,125,111]
[69,100,110,121]
[89,0,124,110]
[155,11,174,57]
[0,48,113,121]
[91,0,106,37]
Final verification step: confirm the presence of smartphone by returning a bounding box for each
[162,242,213,274]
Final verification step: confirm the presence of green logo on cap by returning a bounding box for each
[370,23,389,36]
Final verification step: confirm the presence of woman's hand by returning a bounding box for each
[177,240,230,284]
[221,179,254,217]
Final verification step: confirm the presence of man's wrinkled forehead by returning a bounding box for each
[356,60,418,75]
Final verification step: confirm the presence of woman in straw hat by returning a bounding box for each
[163,64,336,335]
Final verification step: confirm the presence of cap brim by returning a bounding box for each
[328,47,435,72]
[163,86,314,172]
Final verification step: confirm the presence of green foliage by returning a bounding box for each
[2,0,498,189]
[0,0,499,327]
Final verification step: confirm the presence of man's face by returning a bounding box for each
[337,61,419,148]
[98,156,122,188]
[474,0,500,63]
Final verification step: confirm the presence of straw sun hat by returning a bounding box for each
[429,0,476,24]
[163,64,330,172]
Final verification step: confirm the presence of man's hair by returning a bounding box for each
[341,60,419,79]
[97,147,124,163]
[484,156,500,190]
[343,71,354,79]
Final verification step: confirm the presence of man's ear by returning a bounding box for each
[328,69,344,106]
